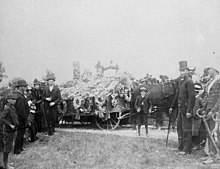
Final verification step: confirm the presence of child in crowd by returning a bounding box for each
[135,87,150,137]
[0,93,19,169]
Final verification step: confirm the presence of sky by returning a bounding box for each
[0,0,220,85]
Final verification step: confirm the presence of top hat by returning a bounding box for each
[179,61,189,71]
[16,79,28,87]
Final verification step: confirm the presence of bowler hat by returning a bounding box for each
[16,79,28,87]
[179,61,189,71]
[6,93,17,100]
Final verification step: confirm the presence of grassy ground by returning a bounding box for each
[0,130,219,169]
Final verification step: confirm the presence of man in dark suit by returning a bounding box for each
[42,74,61,136]
[31,79,43,133]
[13,79,30,155]
[176,61,196,155]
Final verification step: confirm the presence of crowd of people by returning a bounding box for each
[171,61,220,164]
[0,74,61,169]
[113,60,220,164]
[0,60,220,168]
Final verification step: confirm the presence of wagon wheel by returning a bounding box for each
[95,111,121,130]
[58,114,64,125]
[80,116,90,125]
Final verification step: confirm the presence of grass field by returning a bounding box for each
[0,129,219,169]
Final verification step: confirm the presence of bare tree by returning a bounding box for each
[0,61,7,82]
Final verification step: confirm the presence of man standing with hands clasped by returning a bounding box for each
[175,61,196,155]
[13,79,29,155]
[43,73,61,136]
[135,86,150,137]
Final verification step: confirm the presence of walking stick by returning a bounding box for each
[166,110,172,148]
[166,89,179,148]
[41,101,48,128]
[196,109,220,159]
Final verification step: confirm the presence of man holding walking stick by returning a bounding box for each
[199,67,220,164]
[175,61,196,155]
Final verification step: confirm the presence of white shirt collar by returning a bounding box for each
[49,85,54,91]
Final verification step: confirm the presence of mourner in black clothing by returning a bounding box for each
[176,61,196,155]
[0,93,19,169]
[13,79,29,155]
[135,87,150,137]
[26,87,38,142]
[42,74,61,136]
[32,79,43,132]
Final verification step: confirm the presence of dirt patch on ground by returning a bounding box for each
[1,125,219,169]
[56,125,178,145]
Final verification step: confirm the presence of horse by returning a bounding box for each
[130,80,178,130]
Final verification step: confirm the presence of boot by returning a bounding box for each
[3,152,14,169]
[3,152,9,169]
[132,124,137,130]
[145,125,149,137]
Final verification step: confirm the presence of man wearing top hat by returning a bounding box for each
[13,79,30,154]
[42,74,61,136]
[175,61,196,155]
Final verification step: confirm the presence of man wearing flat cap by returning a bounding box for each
[13,79,30,155]
[135,86,150,136]
[42,74,61,136]
[0,93,19,169]
[175,61,196,155]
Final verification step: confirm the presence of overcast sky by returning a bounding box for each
[0,0,219,85]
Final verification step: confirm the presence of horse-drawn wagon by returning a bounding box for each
[58,74,179,131]
[59,75,132,130]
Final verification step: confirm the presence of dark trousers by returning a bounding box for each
[129,107,137,129]
[35,111,42,133]
[3,131,15,153]
[46,107,57,135]
[155,111,164,127]
[0,125,3,152]
[177,104,192,153]
[14,128,25,153]
[137,110,149,135]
